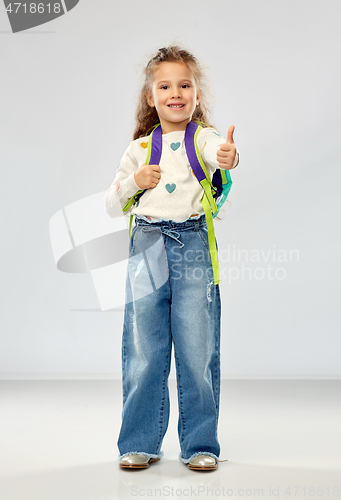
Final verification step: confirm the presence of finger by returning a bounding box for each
[217,159,229,166]
[151,164,161,171]
[218,142,234,152]
[226,125,235,144]
[216,152,230,163]
[217,150,232,161]
[217,148,229,157]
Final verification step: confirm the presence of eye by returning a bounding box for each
[160,85,169,90]
[181,84,190,88]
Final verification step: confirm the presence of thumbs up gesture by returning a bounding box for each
[216,125,237,170]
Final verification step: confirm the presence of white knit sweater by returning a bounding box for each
[103,126,239,222]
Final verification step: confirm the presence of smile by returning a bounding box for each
[168,104,185,108]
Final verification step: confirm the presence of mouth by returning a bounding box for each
[167,104,185,109]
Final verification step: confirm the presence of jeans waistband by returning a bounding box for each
[134,214,206,232]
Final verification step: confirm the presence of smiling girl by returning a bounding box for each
[103,45,239,471]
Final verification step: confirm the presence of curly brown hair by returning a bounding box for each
[133,45,214,140]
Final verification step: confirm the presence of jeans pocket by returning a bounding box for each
[130,225,142,256]
[198,227,210,251]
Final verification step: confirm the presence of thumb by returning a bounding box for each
[226,125,235,144]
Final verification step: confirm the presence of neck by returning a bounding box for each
[159,118,192,134]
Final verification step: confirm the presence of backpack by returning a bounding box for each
[122,120,233,285]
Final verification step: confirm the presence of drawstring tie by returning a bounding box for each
[160,228,184,248]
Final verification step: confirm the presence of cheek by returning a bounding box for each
[188,91,197,104]
[154,93,164,106]
[149,88,159,106]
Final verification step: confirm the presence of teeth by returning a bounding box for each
[169,105,184,108]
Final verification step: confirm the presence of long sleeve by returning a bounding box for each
[197,127,240,173]
[103,143,142,218]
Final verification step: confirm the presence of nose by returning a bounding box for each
[171,87,181,98]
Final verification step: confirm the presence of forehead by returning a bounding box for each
[152,61,195,83]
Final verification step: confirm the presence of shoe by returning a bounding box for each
[119,454,160,469]
[187,455,218,470]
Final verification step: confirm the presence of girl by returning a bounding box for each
[103,45,239,471]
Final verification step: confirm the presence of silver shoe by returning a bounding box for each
[187,454,218,470]
[119,454,160,469]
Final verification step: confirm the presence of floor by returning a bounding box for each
[0,379,340,500]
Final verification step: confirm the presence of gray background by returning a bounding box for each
[0,0,340,378]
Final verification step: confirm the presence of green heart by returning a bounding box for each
[166,183,176,193]
[170,142,181,151]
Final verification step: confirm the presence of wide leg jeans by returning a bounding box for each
[117,214,221,464]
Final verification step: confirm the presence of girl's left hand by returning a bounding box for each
[216,125,237,170]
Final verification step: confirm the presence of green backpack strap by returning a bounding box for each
[123,190,145,213]
[186,122,220,284]
[123,123,161,237]
[201,194,220,285]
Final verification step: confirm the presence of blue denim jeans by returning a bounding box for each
[117,214,221,464]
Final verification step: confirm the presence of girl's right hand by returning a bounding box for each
[134,163,161,189]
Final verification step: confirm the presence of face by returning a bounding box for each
[146,61,201,133]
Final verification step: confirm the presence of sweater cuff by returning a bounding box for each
[123,172,142,198]
[232,150,240,169]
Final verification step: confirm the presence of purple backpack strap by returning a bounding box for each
[134,124,162,200]
[148,124,162,165]
[184,121,206,182]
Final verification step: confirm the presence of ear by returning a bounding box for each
[196,87,203,106]
[145,90,155,108]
